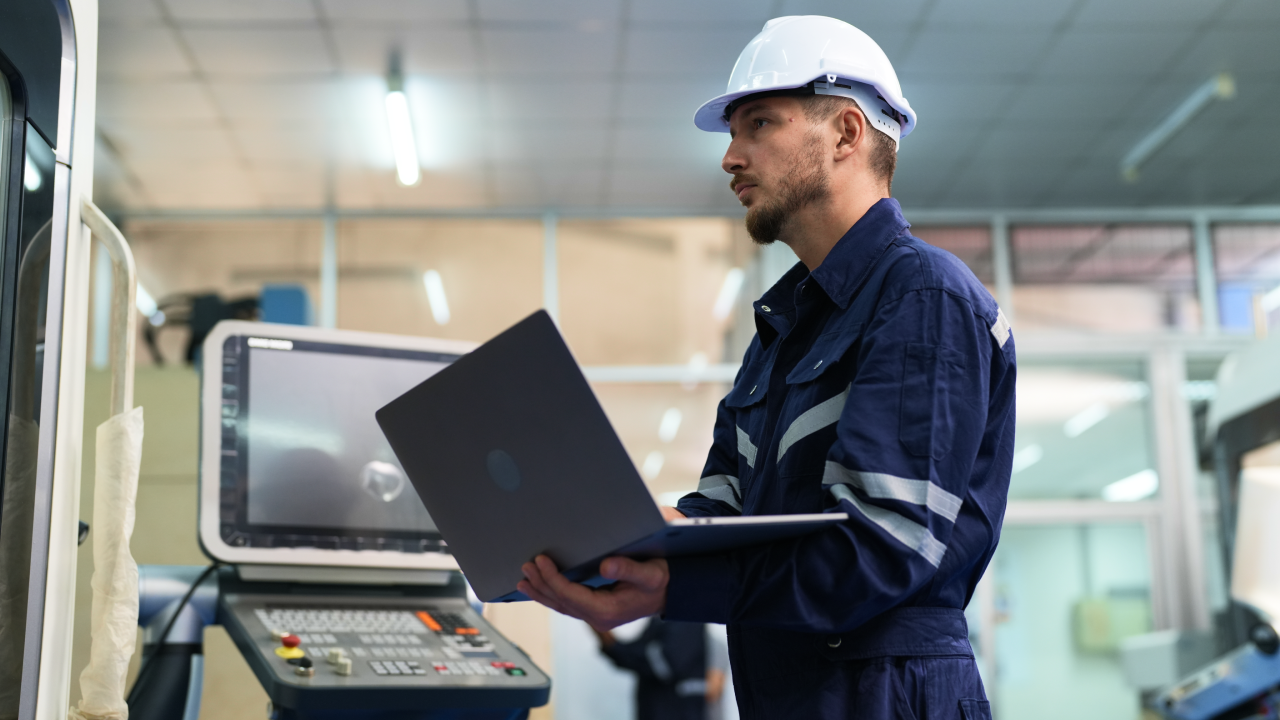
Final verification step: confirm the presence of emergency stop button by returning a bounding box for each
[274,633,305,660]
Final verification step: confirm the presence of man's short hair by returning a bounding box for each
[800,95,897,193]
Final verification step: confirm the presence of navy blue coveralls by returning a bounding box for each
[601,618,708,720]
[667,199,1016,720]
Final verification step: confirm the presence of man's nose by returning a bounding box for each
[722,138,746,174]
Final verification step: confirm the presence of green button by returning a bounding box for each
[508,668,525,676]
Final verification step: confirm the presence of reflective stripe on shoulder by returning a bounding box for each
[697,474,742,512]
[822,462,962,522]
[991,309,1011,349]
[827,484,948,567]
[645,641,673,681]
[777,384,850,462]
[736,426,757,468]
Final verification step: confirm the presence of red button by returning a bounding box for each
[280,634,301,648]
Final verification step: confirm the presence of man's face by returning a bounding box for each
[722,96,831,245]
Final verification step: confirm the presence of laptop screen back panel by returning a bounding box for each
[378,311,666,601]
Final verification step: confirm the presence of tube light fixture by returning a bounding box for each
[658,408,683,443]
[385,52,420,187]
[1101,469,1159,502]
[642,451,664,480]
[1120,73,1235,182]
[1063,402,1109,438]
[1010,444,1043,474]
[713,267,745,320]
[136,283,158,317]
[422,270,450,325]
[24,153,41,191]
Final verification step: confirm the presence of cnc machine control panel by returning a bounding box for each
[220,593,550,714]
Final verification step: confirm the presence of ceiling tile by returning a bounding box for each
[182,27,335,78]
[629,1,772,26]
[775,0,930,33]
[897,27,1056,79]
[331,27,477,75]
[100,0,164,22]
[1073,0,1233,28]
[616,80,722,122]
[487,122,610,162]
[477,0,622,24]
[904,81,1018,124]
[163,0,317,22]
[925,0,1079,28]
[481,28,617,77]
[319,0,471,23]
[606,167,725,207]
[108,121,241,161]
[208,79,345,121]
[1000,80,1138,126]
[622,27,760,77]
[1163,28,1280,83]
[97,25,192,80]
[1036,29,1196,80]
[97,80,219,121]
[486,81,614,121]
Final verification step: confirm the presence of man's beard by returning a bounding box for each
[741,134,831,245]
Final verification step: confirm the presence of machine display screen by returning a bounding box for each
[217,335,461,552]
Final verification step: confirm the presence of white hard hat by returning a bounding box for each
[694,16,916,143]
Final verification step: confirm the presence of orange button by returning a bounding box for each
[416,611,442,632]
[455,628,479,635]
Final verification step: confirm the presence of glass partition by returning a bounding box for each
[335,218,543,342]
[1011,360,1157,501]
[0,121,59,717]
[1213,224,1280,333]
[989,523,1152,720]
[913,225,994,286]
[1012,225,1199,333]
[558,218,744,366]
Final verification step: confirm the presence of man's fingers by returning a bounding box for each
[600,556,667,590]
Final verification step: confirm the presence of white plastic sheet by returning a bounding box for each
[70,406,144,720]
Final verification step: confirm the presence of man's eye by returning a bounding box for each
[754,118,768,129]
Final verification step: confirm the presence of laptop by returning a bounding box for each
[376,310,847,603]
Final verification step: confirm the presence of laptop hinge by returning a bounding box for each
[235,564,455,586]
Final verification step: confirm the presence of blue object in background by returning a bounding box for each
[260,284,313,326]
[1219,284,1256,332]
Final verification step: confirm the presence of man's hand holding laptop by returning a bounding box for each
[516,506,686,632]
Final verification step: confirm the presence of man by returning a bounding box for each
[519,16,1015,719]
[593,617,710,720]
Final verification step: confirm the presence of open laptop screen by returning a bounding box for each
[216,334,461,553]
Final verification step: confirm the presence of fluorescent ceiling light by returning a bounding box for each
[1063,402,1109,438]
[24,153,40,191]
[422,270,450,325]
[658,408,683,443]
[1120,73,1234,182]
[136,283,158,317]
[1010,444,1043,475]
[1102,469,1159,502]
[385,90,420,187]
[682,351,709,389]
[642,451,664,480]
[712,268,745,320]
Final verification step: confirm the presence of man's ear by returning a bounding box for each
[832,105,865,162]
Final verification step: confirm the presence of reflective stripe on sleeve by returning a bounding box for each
[676,678,708,697]
[736,426,757,468]
[991,309,1011,348]
[822,461,962,522]
[697,474,742,512]
[827,484,948,567]
[776,384,850,462]
[645,641,673,681]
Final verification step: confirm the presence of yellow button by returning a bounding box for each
[275,646,306,660]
